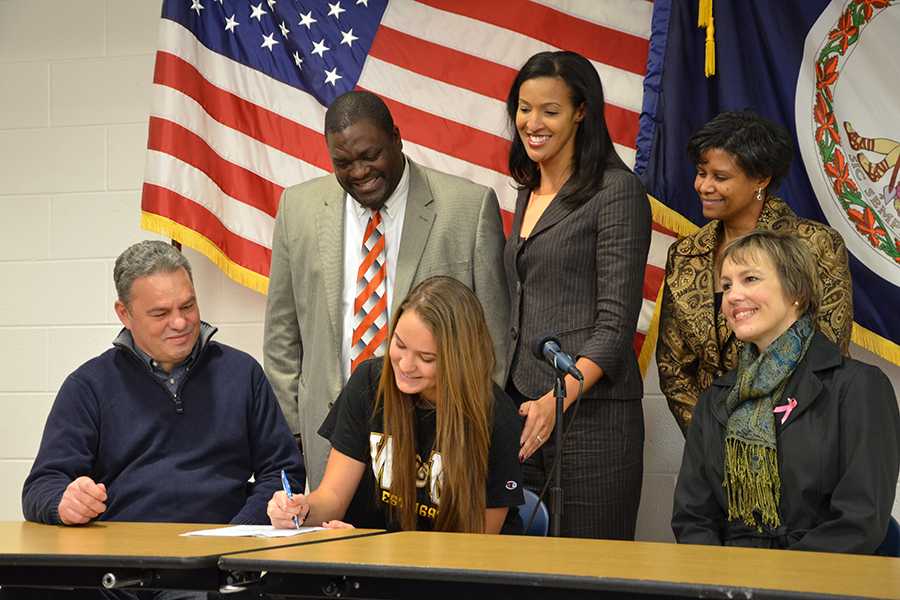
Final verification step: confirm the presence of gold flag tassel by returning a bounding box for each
[698,0,716,78]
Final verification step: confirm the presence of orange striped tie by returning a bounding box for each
[351,210,388,372]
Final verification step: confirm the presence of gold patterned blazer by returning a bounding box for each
[656,196,853,435]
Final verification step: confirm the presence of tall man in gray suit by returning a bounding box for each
[264,91,509,488]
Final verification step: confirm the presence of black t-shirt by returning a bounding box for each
[319,359,524,532]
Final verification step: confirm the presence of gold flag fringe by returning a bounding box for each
[140,211,270,295]
[698,0,716,77]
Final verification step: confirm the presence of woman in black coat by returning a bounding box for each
[503,50,651,539]
[673,230,899,553]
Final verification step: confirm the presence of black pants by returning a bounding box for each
[508,384,644,540]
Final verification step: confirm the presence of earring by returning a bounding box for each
[756,188,764,202]
[793,300,799,306]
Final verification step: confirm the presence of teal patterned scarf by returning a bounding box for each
[723,314,814,530]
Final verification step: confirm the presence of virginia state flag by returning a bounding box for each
[636,0,900,363]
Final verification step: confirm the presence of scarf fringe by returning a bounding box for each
[723,437,782,530]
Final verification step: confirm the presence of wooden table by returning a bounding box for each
[220,531,900,599]
[0,521,380,594]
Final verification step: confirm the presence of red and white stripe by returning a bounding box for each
[143,0,676,356]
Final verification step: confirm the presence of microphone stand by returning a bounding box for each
[549,372,565,537]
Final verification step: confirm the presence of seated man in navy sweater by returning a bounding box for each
[22,240,304,526]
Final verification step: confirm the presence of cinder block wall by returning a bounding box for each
[1,1,897,541]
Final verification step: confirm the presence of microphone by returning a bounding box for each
[533,337,583,381]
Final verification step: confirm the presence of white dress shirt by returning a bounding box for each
[340,159,410,380]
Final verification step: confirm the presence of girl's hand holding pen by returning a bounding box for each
[267,490,309,529]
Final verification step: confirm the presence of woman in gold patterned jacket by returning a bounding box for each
[657,111,853,435]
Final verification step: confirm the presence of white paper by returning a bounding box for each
[180,524,325,538]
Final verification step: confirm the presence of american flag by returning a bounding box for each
[141,0,676,372]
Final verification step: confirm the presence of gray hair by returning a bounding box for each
[114,241,193,305]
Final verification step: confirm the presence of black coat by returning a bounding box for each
[673,332,900,554]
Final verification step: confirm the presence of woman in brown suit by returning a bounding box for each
[504,51,651,539]
[657,111,853,436]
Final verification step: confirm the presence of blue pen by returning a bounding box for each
[280,469,301,529]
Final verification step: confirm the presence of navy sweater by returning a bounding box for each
[22,340,304,525]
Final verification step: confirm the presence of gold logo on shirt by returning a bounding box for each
[369,432,443,505]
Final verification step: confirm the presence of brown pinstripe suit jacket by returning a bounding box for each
[503,166,652,401]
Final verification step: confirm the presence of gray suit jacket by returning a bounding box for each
[504,166,651,401]
[264,158,509,487]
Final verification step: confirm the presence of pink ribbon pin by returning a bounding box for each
[773,397,798,425]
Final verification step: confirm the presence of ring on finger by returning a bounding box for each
[536,434,543,443]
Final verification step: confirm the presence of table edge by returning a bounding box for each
[216,556,893,600]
